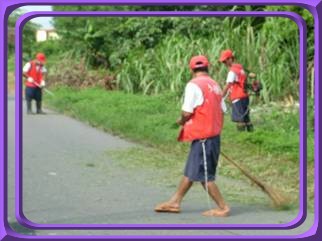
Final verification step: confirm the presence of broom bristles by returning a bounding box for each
[220,151,289,208]
[262,185,289,208]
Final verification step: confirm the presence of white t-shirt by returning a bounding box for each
[181,82,204,113]
[23,62,47,74]
[226,70,237,84]
[226,70,240,103]
[182,82,227,113]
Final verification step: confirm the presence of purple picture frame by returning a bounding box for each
[14,9,309,230]
[0,0,320,240]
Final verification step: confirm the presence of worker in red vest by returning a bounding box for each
[154,55,230,217]
[23,53,47,114]
[219,49,254,132]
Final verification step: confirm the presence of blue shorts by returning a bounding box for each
[231,97,250,123]
[184,135,220,182]
[25,87,42,102]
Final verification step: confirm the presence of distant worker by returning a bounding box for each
[154,55,230,217]
[219,49,254,132]
[23,53,47,114]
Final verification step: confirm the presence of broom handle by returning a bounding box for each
[220,151,266,191]
[33,81,55,96]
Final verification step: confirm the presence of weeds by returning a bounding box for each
[48,58,115,90]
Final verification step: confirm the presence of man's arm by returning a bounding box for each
[176,111,193,126]
[222,83,231,97]
[177,82,202,126]
[222,70,236,97]
[22,62,31,80]
[42,66,47,80]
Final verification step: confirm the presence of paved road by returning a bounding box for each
[7,96,314,237]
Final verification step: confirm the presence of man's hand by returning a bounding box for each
[221,99,228,113]
[222,84,231,98]
[176,118,183,126]
[27,77,34,83]
[39,80,46,88]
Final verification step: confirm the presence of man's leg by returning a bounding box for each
[36,88,45,114]
[199,136,229,216]
[236,122,246,131]
[245,112,254,132]
[36,101,45,114]
[169,176,193,206]
[243,98,253,132]
[26,100,32,114]
[232,101,246,131]
[155,176,193,212]
[246,122,254,132]
[201,181,230,217]
[25,87,33,114]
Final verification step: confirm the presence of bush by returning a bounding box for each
[48,58,115,90]
[32,40,63,57]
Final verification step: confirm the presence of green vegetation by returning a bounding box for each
[8,10,40,58]
[48,6,313,102]
[45,86,314,210]
[8,55,14,72]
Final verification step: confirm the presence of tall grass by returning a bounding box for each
[116,17,300,103]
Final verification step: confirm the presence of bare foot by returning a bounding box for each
[154,202,180,213]
[202,206,230,217]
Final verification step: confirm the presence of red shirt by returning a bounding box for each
[228,64,248,101]
[178,75,223,142]
[25,61,44,88]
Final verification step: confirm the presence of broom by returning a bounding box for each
[220,151,289,208]
[33,81,55,96]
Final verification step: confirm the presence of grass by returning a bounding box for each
[45,86,314,210]
[107,146,272,207]
[45,86,181,146]
[8,54,15,72]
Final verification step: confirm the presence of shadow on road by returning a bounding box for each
[8,221,36,236]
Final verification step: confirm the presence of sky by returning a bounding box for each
[19,6,53,29]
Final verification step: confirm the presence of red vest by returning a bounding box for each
[25,61,43,88]
[229,64,248,101]
[178,76,223,142]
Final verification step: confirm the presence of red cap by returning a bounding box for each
[189,55,209,70]
[219,49,234,62]
[36,53,46,63]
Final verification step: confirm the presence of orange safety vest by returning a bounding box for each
[178,76,223,142]
[229,64,248,101]
[25,61,43,88]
